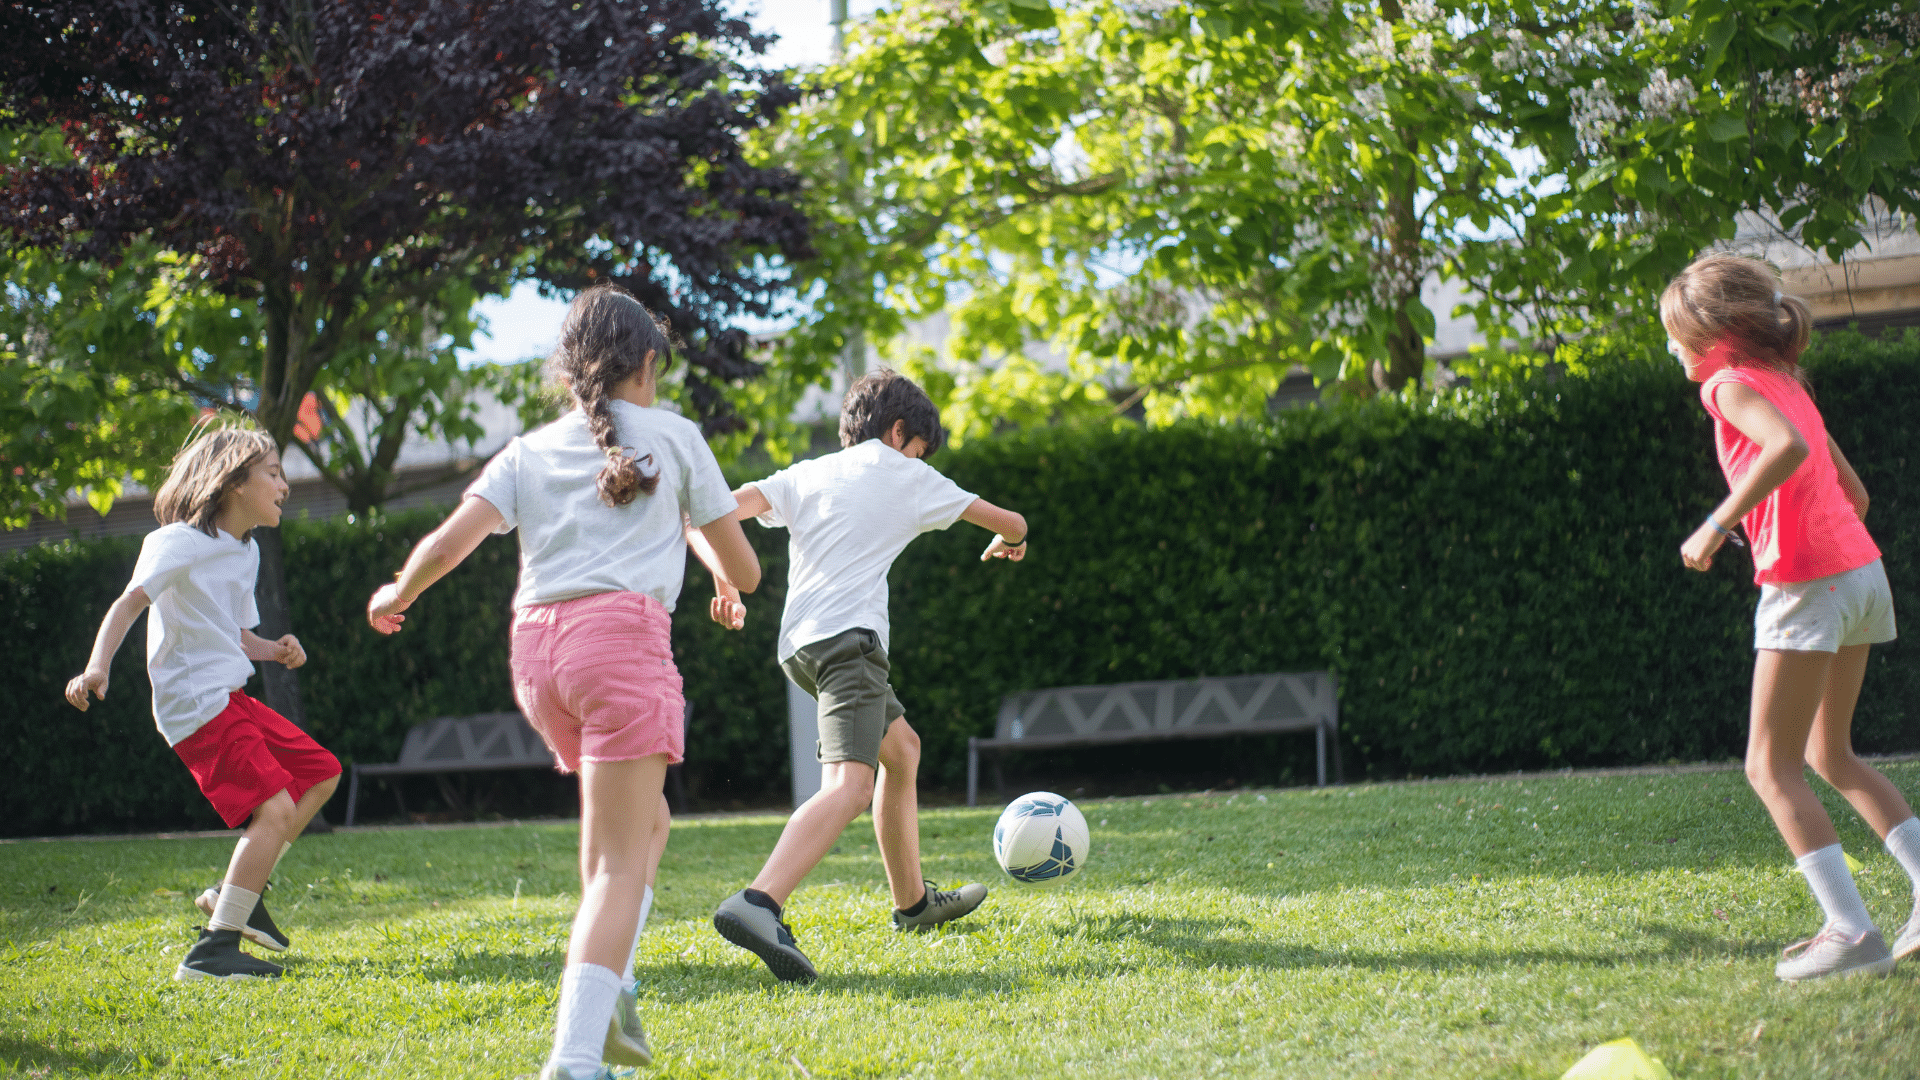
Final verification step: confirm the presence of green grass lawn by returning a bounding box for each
[4,763,1920,1079]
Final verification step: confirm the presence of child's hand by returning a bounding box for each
[1680,521,1724,571]
[64,670,108,711]
[709,579,746,630]
[981,536,1027,562]
[274,634,307,669]
[367,583,413,635]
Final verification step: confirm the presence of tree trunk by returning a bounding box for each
[250,525,304,726]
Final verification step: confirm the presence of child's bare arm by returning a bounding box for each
[684,512,760,630]
[367,495,505,634]
[961,498,1028,562]
[241,628,307,669]
[731,483,771,520]
[65,587,151,710]
[1682,382,1810,571]
[1829,435,1869,520]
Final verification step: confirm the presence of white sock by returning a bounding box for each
[620,886,654,983]
[1885,817,1920,897]
[1797,843,1876,936]
[549,962,622,1077]
[209,884,260,933]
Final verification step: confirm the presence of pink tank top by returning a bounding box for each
[1697,342,1879,586]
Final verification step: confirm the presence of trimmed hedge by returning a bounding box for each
[3,331,1915,834]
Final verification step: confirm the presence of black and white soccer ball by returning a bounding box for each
[992,791,1090,884]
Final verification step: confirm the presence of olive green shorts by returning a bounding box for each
[780,627,905,770]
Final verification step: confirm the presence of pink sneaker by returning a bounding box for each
[1774,925,1894,982]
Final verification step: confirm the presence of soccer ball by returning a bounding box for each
[992,792,1090,884]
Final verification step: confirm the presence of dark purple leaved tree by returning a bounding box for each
[2,0,810,746]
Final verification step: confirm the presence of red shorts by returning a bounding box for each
[173,692,342,828]
[510,591,686,774]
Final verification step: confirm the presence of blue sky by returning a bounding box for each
[458,1,882,368]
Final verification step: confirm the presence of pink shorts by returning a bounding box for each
[509,591,686,774]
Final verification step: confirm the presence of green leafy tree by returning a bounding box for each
[767,1,1919,442]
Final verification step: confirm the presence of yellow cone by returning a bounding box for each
[1845,850,1865,874]
[1561,1037,1673,1080]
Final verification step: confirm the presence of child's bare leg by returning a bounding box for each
[873,717,926,909]
[1746,648,1842,856]
[224,790,301,894]
[288,773,340,837]
[568,754,669,969]
[642,792,671,889]
[749,761,875,906]
[1804,644,1915,837]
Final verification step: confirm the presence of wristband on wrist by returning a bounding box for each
[1001,535,1027,547]
[1705,516,1746,547]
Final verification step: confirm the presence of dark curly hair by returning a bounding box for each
[839,368,944,454]
[547,284,676,507]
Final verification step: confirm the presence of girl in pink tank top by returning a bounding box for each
[1663,254,1919,981]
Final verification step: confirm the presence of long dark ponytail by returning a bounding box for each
[548,284,676,507]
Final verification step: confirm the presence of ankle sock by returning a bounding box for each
[1884,817,1920,897]
[1797,843,1876,937]
[620,886,654,983]
[743,888,782,918]
[897,889,929,917]
[549,962,622,1078]
[209,883,260,933]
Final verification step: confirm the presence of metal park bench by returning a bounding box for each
[965,671,1340,806]
[343,703,698,826]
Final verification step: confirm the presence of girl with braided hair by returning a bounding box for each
[368,284,761,1078]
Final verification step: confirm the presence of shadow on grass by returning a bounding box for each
[0,1035,164,1076]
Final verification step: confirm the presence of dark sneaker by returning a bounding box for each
[891,880,988,932]
[603,984,653,1066]
[195,883,291,952]
[173,928,284,981]
[713,890,817,984]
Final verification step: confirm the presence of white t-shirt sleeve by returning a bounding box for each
[752,467,799,530]
[679,436,739,528]
[464,439,522,534]
[129,526,201,600]
[915,465,979,533]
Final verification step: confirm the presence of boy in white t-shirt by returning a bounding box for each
[65,424,340,982]
[709,369,1028,983]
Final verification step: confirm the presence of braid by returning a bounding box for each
[578,363,659,507]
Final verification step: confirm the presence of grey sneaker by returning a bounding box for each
[891,880,988,932]
[603,984,652,1067]
[1892,905,1920,963]
[536,1064,629,1080]
[712,890,818,984]
[1774,925,1895,982]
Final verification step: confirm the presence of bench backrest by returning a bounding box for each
[996,672,1337,742]
[393,711,556,769]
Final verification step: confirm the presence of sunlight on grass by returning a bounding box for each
[4,765,1919,1078]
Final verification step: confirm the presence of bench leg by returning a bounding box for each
[967,741,979,808]
[1315,723,1327,787]
[345,767,361,828]
[392,777,410,823]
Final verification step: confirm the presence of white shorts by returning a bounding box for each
[1754,559,1897,653]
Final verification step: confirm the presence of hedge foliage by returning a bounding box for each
[3,331,1914,835]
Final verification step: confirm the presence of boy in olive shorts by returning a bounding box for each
[707,369,1029,983]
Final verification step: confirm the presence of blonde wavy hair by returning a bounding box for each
[1659,253,1812,380]
[152,420,278,539]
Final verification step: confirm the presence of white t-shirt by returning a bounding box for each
[752,439,978,660]
[128,523,262,745]
[466,400,737,611]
